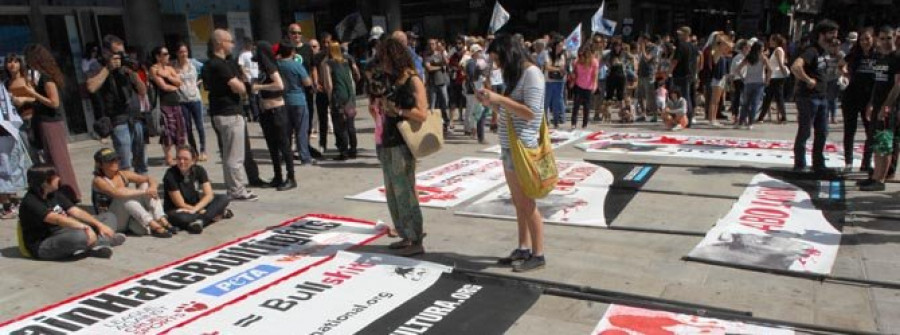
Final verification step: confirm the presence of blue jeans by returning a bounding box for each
[111,121,147,174]
[288,104,311,163]
[181,101,206,153]
[545,81,566,127]
[739,83,766,126]
[428,84,449,130]
[794,96,830,169]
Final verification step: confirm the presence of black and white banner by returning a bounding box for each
[456,160,657,228]
[576,131,858,168]
[165,251,539,334]
[346,157,505,209]
[687,174,844,275]
[0,214,385,335]
[592,304,794,334]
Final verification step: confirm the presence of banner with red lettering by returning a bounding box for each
[576,131,859,168]
[345,157,505,209]
[591,304,794,334]
[0,214,385,335]
[165,251,539,334]
[456,160,657,228]
[481,129,590,153]
[687,174,842,275]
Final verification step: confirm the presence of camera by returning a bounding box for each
[366,69,395,99]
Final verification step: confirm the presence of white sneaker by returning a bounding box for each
[672,125,683,131]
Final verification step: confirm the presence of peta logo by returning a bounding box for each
[198,265,281,297]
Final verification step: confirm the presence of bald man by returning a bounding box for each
[392,30,425,80]
[201,29,258,201]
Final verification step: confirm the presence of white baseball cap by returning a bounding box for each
[370,26,384,40]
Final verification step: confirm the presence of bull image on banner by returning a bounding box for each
[0,214,385,335]
[576,131,859,168]
[686,174,843,275]
[592,304,794,334]
[345,157,505,209]
[456,161,657,228]
[164,251,539,334]
[481,129,590,154]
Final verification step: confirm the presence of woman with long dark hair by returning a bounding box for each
[544,36,567,127]
[757,34,790,123]
[4,53,38,163]
[735,42,771,129]
[841,28,877,172]
[174,42,208,162]
[477,34,547,272]
[374,37,429,257]
[24,44,81,203]
[605,39,628,112]
[252,40,294,191]
[150,46,187,166]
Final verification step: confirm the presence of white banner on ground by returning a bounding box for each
[457,160,652,228]
[592,304,794,334]
[0,215,384,335]
[165,251,451,334]
[481,129,590,153]
[576,131,859,168]
[346,157,505,208]
[687,174,842,275]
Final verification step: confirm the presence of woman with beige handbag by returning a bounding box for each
[477,34,550,273]
[373,38,429,257]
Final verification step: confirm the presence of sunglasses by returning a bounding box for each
[290,31,302,35]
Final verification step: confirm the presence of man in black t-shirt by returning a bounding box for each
[162,147,231,233]
[791,20,840,172]
[202,29,258,202]
[669,27,699,127]
[19,165,124,260]
[859,27,900,191]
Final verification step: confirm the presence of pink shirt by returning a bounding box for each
[573,58,599,90]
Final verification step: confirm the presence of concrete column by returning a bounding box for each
[251,0,282,43]
[124,0,164,56]
[379,0,402,32]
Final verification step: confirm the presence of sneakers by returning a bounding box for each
[87,239,113,259]
[513,255,546,272]
[860,181,886,191]
[187,220,204,234]
[671,124,683,131]
[856,178,875,186]
[497,248,532,266]
[396,243,425,257]
[231,193,259,202]
[108,233,127,247]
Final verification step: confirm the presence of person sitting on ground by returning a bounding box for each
[163,145,232,233]
[19,164,125,260]
[91,148,173,238]
[663,88,689,131]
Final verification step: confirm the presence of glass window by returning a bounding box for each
[0,15,31,58]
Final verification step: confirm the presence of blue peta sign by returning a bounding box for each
[199,265,282,297]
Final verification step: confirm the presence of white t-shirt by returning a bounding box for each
[768,47,790,79]
[238,50,259,80]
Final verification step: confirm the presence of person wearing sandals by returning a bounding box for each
[476,34,547,273]
[163,145,232,233]
[374,37,428,257]
[20,165,125,260]
[91,148,174,238]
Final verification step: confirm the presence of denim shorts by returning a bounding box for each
[500,148,515,171]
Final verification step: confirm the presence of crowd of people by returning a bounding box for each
[0,18,897,269]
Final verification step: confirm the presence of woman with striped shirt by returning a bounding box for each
[477,34,547,273]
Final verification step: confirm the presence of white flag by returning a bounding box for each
[565,23,583,52]
[596,18,617,36]
[591,1,606,33]
[489,1,510,34]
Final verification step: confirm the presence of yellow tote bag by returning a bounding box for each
[507,112,558,199]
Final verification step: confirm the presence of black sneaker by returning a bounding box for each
[497,248,532,266]
[388,239,412,250]
[856,178,876,187]
[277,179,298,191]
[187,220,204,234]
[860,181,886,191]
[513,255,546,272]
[396,243,425,257]
[87,243,113,259]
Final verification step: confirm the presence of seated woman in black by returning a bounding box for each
[19,164,125,260]
[163,145,232,233]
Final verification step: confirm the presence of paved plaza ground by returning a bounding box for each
[1,101,898,334]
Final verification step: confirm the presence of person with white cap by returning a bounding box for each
[842,31,858,56]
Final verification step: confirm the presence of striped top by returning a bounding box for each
[499,65,545,149]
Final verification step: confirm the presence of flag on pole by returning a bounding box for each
[565,23,583,52]
[335,12,368,42]
[595,18,617,36]
[590,1,606,33]
[489,1,510,34]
